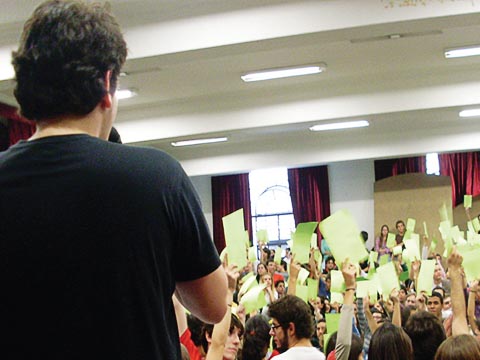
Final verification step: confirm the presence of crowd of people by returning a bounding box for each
[176,227,480,360]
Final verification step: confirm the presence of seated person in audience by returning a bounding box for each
[256,262,268,282]
[395,220,406,246]
[375,225,391,257]
[404,311,446,360]
[427,292,444,321]
[433,263,451,295]
[315,319,327,353]
[441,296,452,320]
[268,295,326,359]
[323,256,337,275]
[267,259,285,283]
[275,280,286,299]
[398,285,408,306]
[202,263,244,360]
[241,314,271,360]
[368,322,413,360]
[406,292,417,307]
[319,273,332,301]
[260,273,278,313]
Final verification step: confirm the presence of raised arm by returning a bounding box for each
[176,264,228,324]
[468,280,479,335]
[447,248,469,336]
[205,264,239,360]
[287,254,300,296]
[390,289,401,328]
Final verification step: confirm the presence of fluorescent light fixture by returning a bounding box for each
[116,89,136,100]
[309,120,369,132]
[171,137,228,147]
[459,109,480,118]
[445,45,480,58]
[241,63,326,82]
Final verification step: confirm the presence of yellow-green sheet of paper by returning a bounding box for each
[465,195,473,209]
[324,333,333,352]
[325,313,341,334]
[274,246,282,264]
[406,218,416,232]
[460,247,480,283]
[393,245,402,256]
[238,273,258,296]
[439,203,450,223]
[308,278,319,300]
[376,262,399,296]
[314,248,322,262]
[319,209,368,264]
[256,229,269,243]
[369,251,378,265]
[378,254,389,266]
[387,233,396,249]
[443,234,454,258]
[450,226,462,244]
[248,246,257,262]
[244,230,250,247]
[331,291,344,304]
[356,280,377,299]
[297,267,310,285]
[404,230,413,241]
[404,238,421,261]
[430,238,438,253]
[330,270,346,293]
[423,221,429,238]
[296,284,309,302]
[439,220,451,241]
[239,283,267,314]
[223,209,247,268]
[311,233,318,249]
[473,218,480,233]
[399,270,410,282]
[292,222,318,264]
[219,247,227,262]
[417,259,436,295]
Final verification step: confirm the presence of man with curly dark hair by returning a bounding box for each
[0,1,227,359]
[268,295,325,359]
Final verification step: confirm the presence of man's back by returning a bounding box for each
[0,135,221,359]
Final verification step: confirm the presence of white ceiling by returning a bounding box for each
[1,0,480,176]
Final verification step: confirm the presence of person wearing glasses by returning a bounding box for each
[268,295,326,359]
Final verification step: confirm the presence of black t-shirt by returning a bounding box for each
[0,135,221,359]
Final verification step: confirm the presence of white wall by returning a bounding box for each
[328,159,375,250]
[189,160,375,246]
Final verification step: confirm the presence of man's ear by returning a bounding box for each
[100,70,113,109]
[287,322,296,337]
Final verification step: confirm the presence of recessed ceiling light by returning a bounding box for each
[459,109,480,118]
[241,63,326,82]
[445,45,480,58]
[309,120,369,132]
[116,89,137,100]
[171,137,228,147]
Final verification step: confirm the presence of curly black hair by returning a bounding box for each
[12,0,127,120]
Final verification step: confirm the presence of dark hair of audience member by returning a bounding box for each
[200,314,244,354]
[324,332,363,360]
[401,305,416,329]
[187,314,205,347]
[267,295,315,340]
[430,291,444,304]
[108,127,122,143]
[368,322,413,360]
[434,334,480,360]
[240,314,270,360]
[404,311,446,360]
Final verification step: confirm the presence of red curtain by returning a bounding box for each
[287,165,330,247]
[0,103,36,147]
[439,152,480,207]
[211,173,252,253]
[374,156,426,181]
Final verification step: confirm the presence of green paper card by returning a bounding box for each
[393,245,402,256]
[417,259,435,296]
[244,230,251,247]
[297,267,310,285]
[404,238,421,261]
[404,230,412,241]
[256,229,269,243]
[292,222,318,264]
[439,203,449,223]
[369,251,379,264]
[330,270,346,293]
[223,209,247,268]
[296,285,309,302]
[274,246,282,264]
[330,291,344,304]
[238,273,258,296]
[430,238,438,253]
[376,262,399,296]
[473,218,480,233]
[311,233,318,249]
[387,233,397,248]
[460,247,480,283]
[248,246,257,262]
[464,195,473,209]
[438,220,451,241]
[307,278,319,300]
[239,283,267,314]
[325,313,341,334]
[378,254,389,266]
[406,218,416,232]
[318,209,368,264]
[399,270,410,282]
[356,280,377,299]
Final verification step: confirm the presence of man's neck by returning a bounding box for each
[288,337,312,349]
